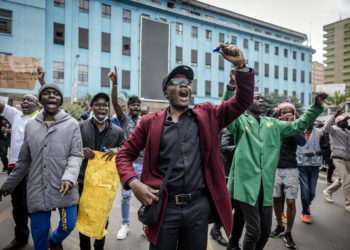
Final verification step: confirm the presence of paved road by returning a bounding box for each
[0,170,349,250]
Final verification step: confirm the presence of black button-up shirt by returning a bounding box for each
[92,119,110,151]
[157,109,206,195]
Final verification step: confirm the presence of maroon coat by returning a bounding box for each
[116,71,254,245]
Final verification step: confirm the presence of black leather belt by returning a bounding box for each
[168,189,206,205]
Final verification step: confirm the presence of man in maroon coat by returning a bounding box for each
[116,44,254,250]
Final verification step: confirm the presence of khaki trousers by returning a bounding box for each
[326,158,350,207]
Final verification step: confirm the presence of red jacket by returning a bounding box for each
[116,71,254,245]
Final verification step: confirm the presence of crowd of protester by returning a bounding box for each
[0,44,349,250]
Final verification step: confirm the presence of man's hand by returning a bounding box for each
[216,44,245,67]
[83,147,95,159]
[37,67,45,85]
[102,148,119,161]
[286,113,294,122]
[304,152,315,157]
[335,109,342,117]
[314,92,328,106]
[60,181,73,197]
[0,189,12,202]
[108,66,118,85]
[129,179,159,206]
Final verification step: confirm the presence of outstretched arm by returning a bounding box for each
[37,67,46,86]
[109,66,123,121]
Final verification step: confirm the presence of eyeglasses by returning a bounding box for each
[168,78,191,87]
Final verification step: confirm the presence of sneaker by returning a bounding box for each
[270,225,285,238]
[281,213,287,224]
[323,189,334,203]
[300,214,312,224]
[284,232,296,249]
[117,224,130,240]
[3,238,28,250]
[345,206,350,213]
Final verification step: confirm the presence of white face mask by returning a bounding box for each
[92,113,108,124]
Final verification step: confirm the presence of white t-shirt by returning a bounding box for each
[0,105,39,165]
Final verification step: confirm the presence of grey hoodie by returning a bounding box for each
[324,115,350,160]
[1,110,83,213]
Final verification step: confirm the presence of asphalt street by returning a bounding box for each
[0,169,349,250]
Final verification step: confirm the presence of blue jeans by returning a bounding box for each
[298,166,319,215]
[30,205,77,250]
[121,163,143,224]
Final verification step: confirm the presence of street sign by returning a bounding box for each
[316,83,346,95]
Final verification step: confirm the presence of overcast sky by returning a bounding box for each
[199,0,350,64]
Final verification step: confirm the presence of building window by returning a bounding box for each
[293,91,296,97]
[301,70,305,83]
[123,9,131,22]
[301,92,304,104]
[254,61,259,75]
[205,53,211,68]
[265,44,269,53]
[141,13,150,18]
[79,27,88,49]
[53,62,64,82]
[301,53,305,61]
[293,51,296,59]
[309,72,312,84]
[264,63,269,77]
[205,80,211,97]
[191,79,197,95]
[191,49,197,66]
[219,55,224,70]
[102,4,111,18]
[54,23,64,45]
[219,33,225,43]
[54,0,65,7]
[176,23,183,35]
[122,36,131,55]
[293,69,296,81]
[122,70,130,89]
[309,93,312,105]
[78,65,88,85]
[275,46,279,55]
[274,65,279,79]
[0,9,12,34]
[101,67,110,87]
[160,18,167,22]
[254,41,259,51]
[101,32,110,52]
[191,26,197,38]
[255,87,259,92]
[176,46,182,64]
[167,2,175,8]
[264,88,269,96]
[274,89,278,95]
[218,82,224,97]
[309,55,312,62]
[244,39,248,49]
[284,49,288,58]
[231,36,237,45]
[79,0,89,13]
[283,90,288,97]
[284,67,288,80]
[206,30,212,40]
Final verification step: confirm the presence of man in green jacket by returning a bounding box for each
[221,72,327,250]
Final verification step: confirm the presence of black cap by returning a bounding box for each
[90,93,110,107]
[38,83,63,106]
[162,65,194,92]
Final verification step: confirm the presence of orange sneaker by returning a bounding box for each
[281,213,287,224]
[301,214,312,224]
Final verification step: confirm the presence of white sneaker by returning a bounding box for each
[345,206,350,213]
[117,224,130,240]
[323,189,334,203]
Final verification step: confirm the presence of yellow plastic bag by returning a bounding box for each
[76,151,120,240]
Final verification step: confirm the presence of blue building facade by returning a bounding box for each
[0,0,315,106]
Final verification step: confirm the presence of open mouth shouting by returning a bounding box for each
[178,88,190,102]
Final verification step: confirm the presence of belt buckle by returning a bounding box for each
[175,194,191,205]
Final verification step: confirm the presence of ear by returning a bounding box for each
[163,90,169,100]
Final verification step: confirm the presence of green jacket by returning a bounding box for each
[222,89,323,206]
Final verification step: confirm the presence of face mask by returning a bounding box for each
[92,114,108,124]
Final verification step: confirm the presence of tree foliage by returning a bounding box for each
[325,91,350,110]
[264,93,304,118]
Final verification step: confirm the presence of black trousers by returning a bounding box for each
[8,168,30,241]
[78,183,108,250]
[229,198,245,247]
[0,144,8,170]
[150,194,212,250]
[325,156,335,183]
[240,185,272,250]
